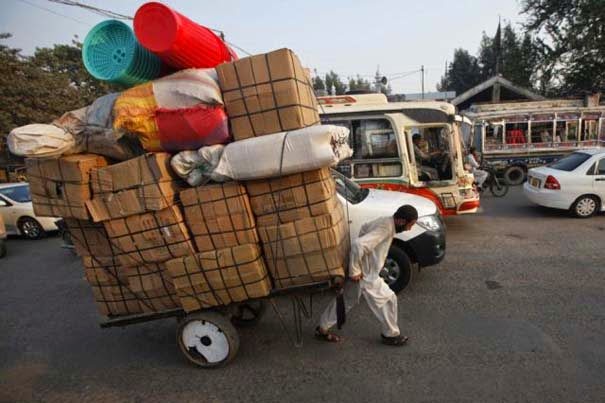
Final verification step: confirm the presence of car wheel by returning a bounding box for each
[18,217,45,240]
[571,195,599,218]
[504,166,526,186]
[380,244,413,294]
[0,240,6,258]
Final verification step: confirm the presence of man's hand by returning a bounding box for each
[350,273,363,282]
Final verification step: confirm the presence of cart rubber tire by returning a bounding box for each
[231,300,267,327]
[381,244,413,294]
[503,166,526,186]
[177,311,240,368]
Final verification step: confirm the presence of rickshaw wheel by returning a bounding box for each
[177,311,240,368]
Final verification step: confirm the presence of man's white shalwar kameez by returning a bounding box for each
[319,216,400,337]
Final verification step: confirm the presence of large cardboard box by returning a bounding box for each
[87,153,183,222]
[245,168,336,226]
[180,182,259,252]
[83,256,179,316]
[166,244,271,312]
[26,154,108,219]
[258,204,348,288]
[216,48,320,141]
[103,205,195,267]
[65,218,113,257]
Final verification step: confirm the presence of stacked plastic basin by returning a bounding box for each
[82,20,162,86]
[134,2,235,69]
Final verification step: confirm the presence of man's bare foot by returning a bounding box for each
[315,326,343,343]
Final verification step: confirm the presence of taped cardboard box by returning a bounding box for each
[26,154,108,219]
[245,168,336,226]
[87,153,184,222]
[216,48,320,141]
[103,204,195,267]
[166,244,271,312]
[258,204,348,288]
[180,182,259,252]
[65,218,113,257]
[83,256,179,316]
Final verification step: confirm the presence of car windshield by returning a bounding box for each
[548,152,591,172]
[0,185,31,203]
[331,169,369,204]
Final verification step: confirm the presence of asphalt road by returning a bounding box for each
[2,187,605,403]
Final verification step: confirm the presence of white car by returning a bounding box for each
[524,149,605,218]
[0,183,58,239]
[333,171,445,292]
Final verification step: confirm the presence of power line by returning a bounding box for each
[47,0,133,20]
[15,0,90,26]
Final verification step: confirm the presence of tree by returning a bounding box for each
[521,0,605,95]
[0,34,121,136]
[348,75,371,92]
[312,75,325,91]
[437,49,482,95]
[324,71,346,95]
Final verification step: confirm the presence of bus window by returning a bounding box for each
[351,119,398,159]
[354,162,403,178]
[505,122,528,145]
[485,123,504,150]
[556,120,579,143]
[581,117,599,141]
[531,121,554,144]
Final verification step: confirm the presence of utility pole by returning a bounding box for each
[421,65,425,99]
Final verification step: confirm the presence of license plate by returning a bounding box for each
[531,177,541,188]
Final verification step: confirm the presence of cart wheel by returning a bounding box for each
[177,311,240,368]
[231,300,267,327]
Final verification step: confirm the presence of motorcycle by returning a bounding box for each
[479,165,509,197]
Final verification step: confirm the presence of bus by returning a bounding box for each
[318,93,479,216]
[464,99,605,185]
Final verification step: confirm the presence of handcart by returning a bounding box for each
[100,279,338,368]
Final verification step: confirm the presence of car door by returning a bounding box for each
[0,196,15,234]
[593,157,605,205]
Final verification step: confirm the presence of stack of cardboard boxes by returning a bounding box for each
[24,47,348,319]
[216,49,349,288]
[165,182,271,312]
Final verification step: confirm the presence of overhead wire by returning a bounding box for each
[15,0,91,26]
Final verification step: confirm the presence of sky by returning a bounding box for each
[1,0,525,94]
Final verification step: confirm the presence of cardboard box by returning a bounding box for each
[65,219,113,257]
[216,48,320,141]
[245,168,336,226]
[103,205,195,267]
[258,204,348,288]
[26,154,108,219]
[166,244,271,312]
[82,256,179,316]
[180,182,259,252]
[87,153,183,222]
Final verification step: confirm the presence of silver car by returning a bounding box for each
[0,183,58,239]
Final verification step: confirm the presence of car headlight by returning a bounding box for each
[416,214,442,232]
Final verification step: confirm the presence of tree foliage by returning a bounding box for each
[521,0,605,95]
[0,34,122,136]
[437,49,482,94]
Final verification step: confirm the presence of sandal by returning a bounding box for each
[315,326,343,343]
[381,334,409,346]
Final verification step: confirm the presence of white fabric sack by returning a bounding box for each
[153,68,223,108]
[215,125,352,180]
[8,124,76,158]
[170,145,228,186]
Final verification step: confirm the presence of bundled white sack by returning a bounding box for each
[8,93,143,160]
[8,124,75,158]
[152,68,223,108]
[171,125,352,185]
